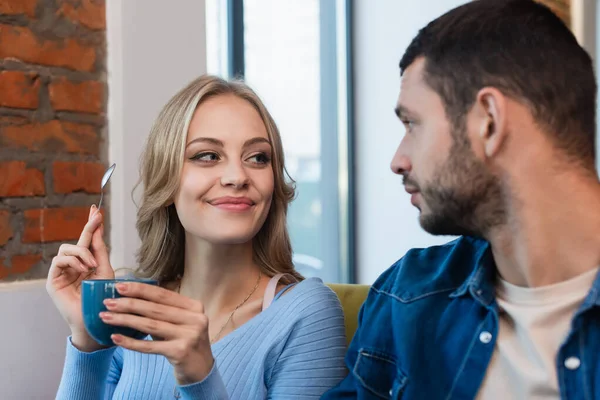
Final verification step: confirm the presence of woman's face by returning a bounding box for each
[173,94,275,245]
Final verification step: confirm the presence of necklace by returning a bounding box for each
[175,270,262,344]
[173,270,262,399]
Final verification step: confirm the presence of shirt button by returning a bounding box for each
[479,331,492,344]
[564,357,581,370]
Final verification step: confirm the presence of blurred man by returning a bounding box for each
[323,0,600,398]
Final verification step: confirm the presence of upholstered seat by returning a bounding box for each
[327,283,370,346]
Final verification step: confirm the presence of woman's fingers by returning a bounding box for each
[77,206,103,249]
[48,255,90,281]
[108,333,175,357]
[103,297,205,326]
[115,282,205,314]
[91,221,112,275]
[47,205,104,284]
[99,312,180,340]
[57,244,98,268]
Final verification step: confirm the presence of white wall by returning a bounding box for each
[353,0,600,285]
[591,0,600,175]
[108,0,207,270]
[597,9,600,176]
[0,281,70,397]
[572,0,600,174]
[0,2,207,397]
[353,0,468,284]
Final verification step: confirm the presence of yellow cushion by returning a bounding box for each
[327,283,371,346]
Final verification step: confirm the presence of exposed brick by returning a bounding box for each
[0,254,43,280]
[0,161,45,197]
[0,25,96,72]
[23,207,89,243]
[0,259,7,280]
[0,120,99,155]
[0,115,28,126]
[53,161,104,194]
[11,253,43,274]
[57,0,106,30]
[0,0,107,283]
[49,78,103,114]
[0,70,41,109]
[0,211,12,247]
[0,0,37,18]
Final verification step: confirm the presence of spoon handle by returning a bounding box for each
[97,191,104,211]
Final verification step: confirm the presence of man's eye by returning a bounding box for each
[402,119,415,130]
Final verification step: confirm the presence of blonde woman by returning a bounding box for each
[47,76,347,399]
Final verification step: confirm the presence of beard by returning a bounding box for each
[409,127,507,238]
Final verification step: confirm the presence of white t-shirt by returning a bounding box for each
[477,267,599,400]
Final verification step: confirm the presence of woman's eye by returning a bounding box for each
[248,153,271,165]
[190,152,220,162]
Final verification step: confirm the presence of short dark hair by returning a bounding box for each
[400,0,597,168]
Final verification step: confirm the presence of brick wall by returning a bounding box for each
[0,0,106,282]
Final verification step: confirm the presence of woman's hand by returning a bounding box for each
[46,205,114,352]
[99,282,214,385]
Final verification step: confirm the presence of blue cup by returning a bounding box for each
[81,278,158,346]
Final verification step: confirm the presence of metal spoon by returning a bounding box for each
[97,163,116,211]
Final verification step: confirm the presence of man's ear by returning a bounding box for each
[476,87,507,159]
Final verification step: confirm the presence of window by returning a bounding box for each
[206,0,354,283]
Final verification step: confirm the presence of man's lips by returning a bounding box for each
[404,186,419,195]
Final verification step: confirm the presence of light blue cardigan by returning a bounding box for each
[56,277,348,399]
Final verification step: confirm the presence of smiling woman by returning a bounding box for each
[134,79,300,285]
[47,75,347,399]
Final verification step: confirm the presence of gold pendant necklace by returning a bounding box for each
[209,269,262,344]
[173,270,263,399]
[175,269,262,343]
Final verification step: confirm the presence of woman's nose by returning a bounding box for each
[220,162,250,189]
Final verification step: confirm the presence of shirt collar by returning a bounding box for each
[575,266,600,315]
[449,240,497,307]
[450,240,600,312]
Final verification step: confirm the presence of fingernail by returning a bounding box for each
[116,283,128,293]
[99,312,112,320]
[111,334,122,344]
[103,299,117,308]
[91,204,97,210]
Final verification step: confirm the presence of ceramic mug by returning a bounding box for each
[81,278,158,346]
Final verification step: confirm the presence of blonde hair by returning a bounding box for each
[133,75,302,285]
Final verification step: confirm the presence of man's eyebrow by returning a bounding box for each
[394,104,411,119]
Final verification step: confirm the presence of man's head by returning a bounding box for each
[392,0,597,237]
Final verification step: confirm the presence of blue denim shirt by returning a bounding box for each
[323,236,600,399]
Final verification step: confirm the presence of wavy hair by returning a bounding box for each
[133,75,302,285]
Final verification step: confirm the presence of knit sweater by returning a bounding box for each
[55,277,348,399]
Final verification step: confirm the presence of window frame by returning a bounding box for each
[221,0,356,283]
